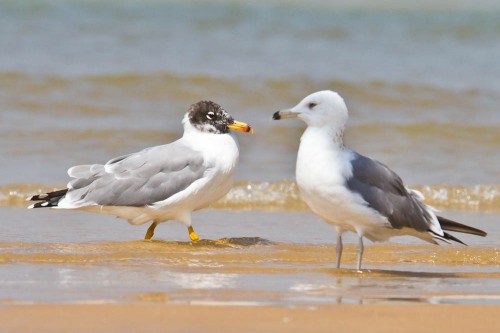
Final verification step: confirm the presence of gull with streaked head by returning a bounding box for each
[28,101,253,241]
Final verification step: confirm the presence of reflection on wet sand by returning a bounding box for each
[1,239,498,267]
[1,238,498,305]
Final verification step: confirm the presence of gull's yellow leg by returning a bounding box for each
[188,226,200,242]
[145,221,158,240]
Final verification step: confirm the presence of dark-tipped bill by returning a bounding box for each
[272,109,298,120]
[228,120,254,133]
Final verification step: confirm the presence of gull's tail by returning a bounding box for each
[27,189,68,209]
[431,216,487,245]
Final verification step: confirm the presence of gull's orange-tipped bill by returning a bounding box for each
[228,120,254,134]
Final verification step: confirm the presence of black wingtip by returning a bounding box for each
[443,231,467,245]
[430,230,467,245]
[437,216,487,237]
[28,194,48,201]
[28,189,68,202]
[27,188,68,209]
[29,201,58,209]
[272,111,281,120]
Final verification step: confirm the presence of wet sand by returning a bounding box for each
[1,208,498,306]
[2,303,500,333]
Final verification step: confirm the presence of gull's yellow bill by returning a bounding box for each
[228,120,254,134]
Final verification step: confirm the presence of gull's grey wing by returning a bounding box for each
[345,152,432,232]
[65,141,206,207]
[68,164,105,179]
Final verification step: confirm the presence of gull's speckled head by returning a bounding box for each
[188,101,233,134]
[188,101,253,134]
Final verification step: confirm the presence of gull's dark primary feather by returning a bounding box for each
[438,216,487,237]
[28,189,68,209]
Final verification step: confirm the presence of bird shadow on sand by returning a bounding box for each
[145,237,275,248]
[324,267,460,278]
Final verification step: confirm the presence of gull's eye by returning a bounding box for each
[308,102,317,109]
[206,111,215,120]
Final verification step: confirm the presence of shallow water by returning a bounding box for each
[0,0,499,306]
[2,73,500,185]
[1,209,498,305]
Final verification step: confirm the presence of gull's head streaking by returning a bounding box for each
[273,90,348,131]
[185,100,253,134]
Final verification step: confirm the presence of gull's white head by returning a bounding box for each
[273,90,349,131]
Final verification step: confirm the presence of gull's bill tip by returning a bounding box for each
[228,120,254,134]
[273,109,298,120]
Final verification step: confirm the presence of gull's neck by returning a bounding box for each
[182,114,215,140]
[182,114,199,137]
[301,124,346,149]
[296,123,352,192]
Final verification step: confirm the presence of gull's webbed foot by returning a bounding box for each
[188,226,200,242]
[145,221,158,240]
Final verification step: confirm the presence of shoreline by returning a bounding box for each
[1,303,499,333]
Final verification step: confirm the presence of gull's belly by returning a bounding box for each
[299,182,391,235]
[153,167,235,216]
[297,165,390,234]
[190,169,235,210]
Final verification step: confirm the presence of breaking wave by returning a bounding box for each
[3,181,500,213]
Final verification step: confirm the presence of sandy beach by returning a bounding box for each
[2,303,500,333]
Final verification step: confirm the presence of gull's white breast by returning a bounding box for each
[146,130,239,217]
[296,128,391,236]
